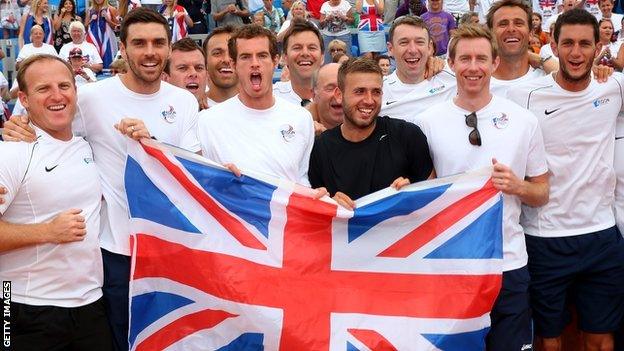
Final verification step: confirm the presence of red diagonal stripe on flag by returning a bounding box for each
[141,142,267,250]
[378,180,498,258]
[136,309,237,351]
[348,329,397,350]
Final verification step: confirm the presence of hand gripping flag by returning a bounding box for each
[125,139,503,351]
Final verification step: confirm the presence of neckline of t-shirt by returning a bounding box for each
[451,95,497,117]
[235,95,279,115]
[336,116,384,145]
[114,76,165,100]
[548,73,596,96]
[32,124,80,144]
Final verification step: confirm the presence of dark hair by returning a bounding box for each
[57,0,77,17]
[448,24,498,60]
[486,0,532,30]
[375,54,390,63]
[203,24,235,53]
[388,15,430,43]
[164,37,205,74]
[120,7,171,45]
[553,8,599,43]
[337,57,382,91]
[228,24,278,62]
[17,54,75,92]
[283,18,324,54]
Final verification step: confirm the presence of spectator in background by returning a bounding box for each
[529,33,541,53]
[375,53,391,75]
[277,0,311,41]
[532,0,557,34]
[599,0,623,33]
[458,10,479,25]
[320,0,353,63]
[18,0,52,48]
[257,0,285,33]
[68,47,97,86]
[531,12,549,45]
[211,0,249,28]
[53,0,81,51]
[85,0,119,68]
[15,24,57,69]
[421,0,456,56]
[158,0,193,42]
[1,0,20,39]
[332,51,349,62]
[178,0,207,34]
[327,37,348,57]
[443,0,468,20]
[109,57,128,74]
[59,21,104,73]
[355,0,385,58]
[253,10,264,24]
[597,18,618,67]
[396,0,427,18]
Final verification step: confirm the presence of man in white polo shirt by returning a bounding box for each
[508,9,624,351]
[0,54,112,350]
[416,25,549,351]
[380,16,457,124]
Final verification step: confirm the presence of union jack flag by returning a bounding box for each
[86,7,118,68]
[125,139,503,351]
[358,4,383,32]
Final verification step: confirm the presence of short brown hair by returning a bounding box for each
[337,57,382,91]
[486,0,532,30]
[228,24,278,62]
[448,24,498,61]
[17,54,75,93]
[203,25,235,54]
[388,15,430,43]
[164,37,205,74]
[283,18,324,54]
[120,7,171,45]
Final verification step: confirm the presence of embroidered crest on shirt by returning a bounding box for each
[593,98,610,108]
[161,105,177,123]
[280,124,296,142]
[492,113,509,129]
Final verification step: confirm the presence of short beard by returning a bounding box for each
[559,62,592,84]
[127,58,162,85]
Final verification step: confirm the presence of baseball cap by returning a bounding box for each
[69,47,83,59]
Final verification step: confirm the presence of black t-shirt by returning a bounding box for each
[309,116,433,200]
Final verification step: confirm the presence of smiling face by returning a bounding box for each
[206,32,237,90]
[492,6,530,58]
[378,58,391,75]
[121,22,171,89]
[233,36,278,107]
[30,26,44,46]
[449,37,499,99]
[291,3,306,18]
[428,0,442,12]
[387,24,433,84]
[553,23,600,84]
[532,14,541,31]
[70,26,84,43]
[164,49,207,100]
[19,59,76,140]
[285,30,323,82]
[314,63,343,128]
[337,72,382,130]
[600,0,614,16]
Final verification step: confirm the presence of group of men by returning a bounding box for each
[1,2,624,351]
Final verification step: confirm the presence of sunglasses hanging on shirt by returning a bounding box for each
[464,112,482,146]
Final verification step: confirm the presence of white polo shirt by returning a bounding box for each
[74,77,201,256]
[381,70,457,124]
[416,95,548,271]
[508,73,624,238]
[0,127,103,307]
[197,95,315,186]
[491,67,546,97]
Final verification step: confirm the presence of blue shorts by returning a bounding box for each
[526,226,624,338]
[486,266,534,351]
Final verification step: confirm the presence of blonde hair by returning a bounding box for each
[290,1,308,19]
[30,0,49,15]
[90,0,110,10]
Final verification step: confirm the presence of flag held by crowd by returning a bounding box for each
[125,139,504,351]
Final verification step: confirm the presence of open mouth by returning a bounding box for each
[250,72,262,90]
[357,107,374,118]
[142,61,159,70]
[504,37,520,44]
[185,82,199,91]
[218,67,234,75]
[297,60,313,67]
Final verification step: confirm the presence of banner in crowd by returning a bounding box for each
[125,139,503,351]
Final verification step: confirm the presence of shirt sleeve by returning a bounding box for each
[87,44,104,64]
[0,144,27,215]
[179,98,201,153]
[405,123,433,182]
[525,117,549,178]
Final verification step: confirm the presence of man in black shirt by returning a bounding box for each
[309,57,433,209]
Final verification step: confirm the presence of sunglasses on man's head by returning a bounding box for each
[464,112,482,146]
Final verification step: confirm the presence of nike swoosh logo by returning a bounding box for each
[616,136,624,140]
[385,101,397,105]
[544,108,560,115]
[379,134,388,141]
[45,165,58,172]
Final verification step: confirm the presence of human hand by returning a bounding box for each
[2,115,36,142]
[45,209,87,244]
